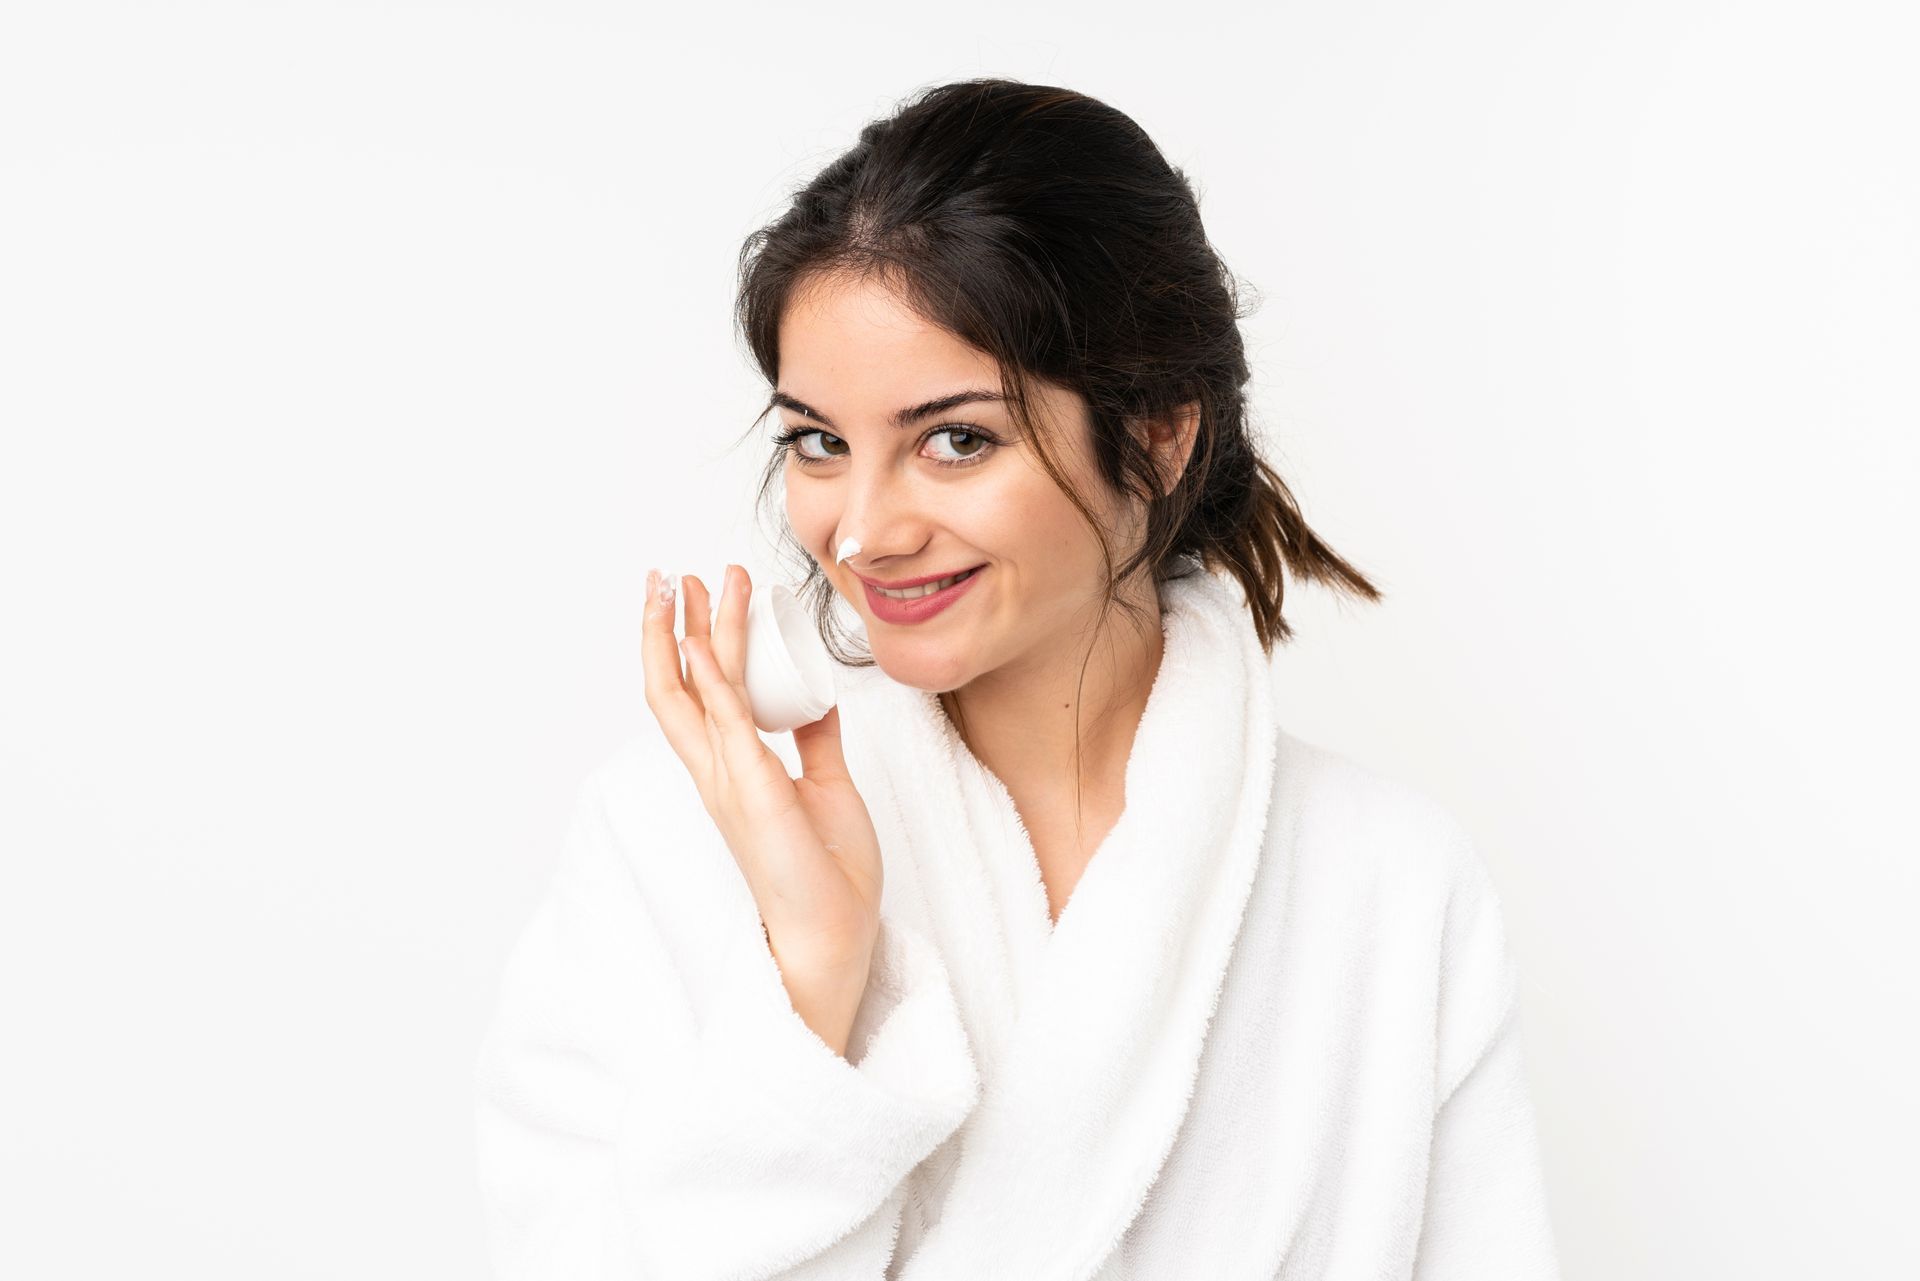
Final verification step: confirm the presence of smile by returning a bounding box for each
[871,567,981,599]
[860,565,986,625]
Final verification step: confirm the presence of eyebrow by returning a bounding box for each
[768,388,1007,432]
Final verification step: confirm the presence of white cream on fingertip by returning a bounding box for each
[836,537,861,565]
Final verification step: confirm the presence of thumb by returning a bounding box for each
[790,704,851,783]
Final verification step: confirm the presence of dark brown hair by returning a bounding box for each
[730,78,1382,788]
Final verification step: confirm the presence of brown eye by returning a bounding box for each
[773,427,846,465]
[775,423,999,470]
[924,427,994,466]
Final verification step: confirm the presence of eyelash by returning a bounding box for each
[771,424,1001,470]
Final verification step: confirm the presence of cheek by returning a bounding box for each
[783,479,835,553]
[991,478,1089,563]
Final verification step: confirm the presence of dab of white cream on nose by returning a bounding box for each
[836,537,861,565]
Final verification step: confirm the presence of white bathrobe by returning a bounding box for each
[473,561,1563,1280]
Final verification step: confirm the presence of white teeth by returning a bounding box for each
[874,568,975,600]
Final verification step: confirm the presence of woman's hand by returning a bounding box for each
[641,564,883,983]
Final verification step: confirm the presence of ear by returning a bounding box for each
[1147,401,1201,498]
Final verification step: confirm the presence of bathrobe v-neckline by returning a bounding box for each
[835,562,1284,1279]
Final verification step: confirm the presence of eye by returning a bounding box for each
[773,427,847,464]
[773,423,1001,470]
[924,426,993,464]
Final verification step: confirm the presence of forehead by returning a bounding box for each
[777,275,1001,407]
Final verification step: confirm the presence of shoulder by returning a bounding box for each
[1272,730,1522,1066]
[550,725,769,977]
[562,724,731,899]
[1272,729,1495,904]
[579,722,706,820]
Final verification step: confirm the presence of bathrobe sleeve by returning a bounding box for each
[1412,843,1564,1280]
[473,768,981,1281]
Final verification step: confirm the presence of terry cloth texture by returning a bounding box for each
[474,562,1563,1279]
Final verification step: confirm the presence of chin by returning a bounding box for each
[871,644,976,696]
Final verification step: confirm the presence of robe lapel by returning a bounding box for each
[839,565,1284,1280]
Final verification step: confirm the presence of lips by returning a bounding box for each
[858,564,987,592]
[869,566,981,599]
[860,564,985,625]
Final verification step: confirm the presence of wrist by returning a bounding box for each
[767,936,872,1055]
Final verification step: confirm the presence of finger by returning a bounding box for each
[682,632,777,790]
[673,573,713,718]
[683,572,714,643]
[683,637,733,792]
[791,704,852,785]
[712,564,751,693]
[676,573,714,719]
[640,568,709,774]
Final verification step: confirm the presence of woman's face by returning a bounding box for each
[777,273,1137,694]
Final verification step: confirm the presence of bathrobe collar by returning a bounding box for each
[835,559,1285,1279]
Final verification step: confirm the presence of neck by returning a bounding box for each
[937,577,1167,814]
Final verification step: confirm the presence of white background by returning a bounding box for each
[3,1,1914,1276]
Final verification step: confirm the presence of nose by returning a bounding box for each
[831,458,928,574]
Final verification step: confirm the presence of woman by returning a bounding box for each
[474,78,1562,1279]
